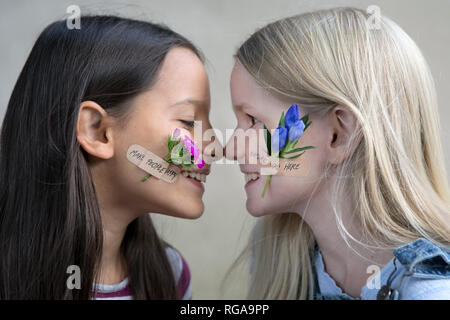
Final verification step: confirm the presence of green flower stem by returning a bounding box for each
[262,174,272,198]
[280,140,296,158]
[263,140,297,196]
[141,173,151,182]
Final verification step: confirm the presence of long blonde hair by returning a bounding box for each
[231,7,450,299]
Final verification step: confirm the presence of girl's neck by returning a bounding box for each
[297,180,393,298]
[98,224,128,285]
[92,165,140,285]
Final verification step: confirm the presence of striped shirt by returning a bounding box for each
[93,247,192,300]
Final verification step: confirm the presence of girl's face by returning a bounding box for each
[107,47,213,219]
[227,62,331,217]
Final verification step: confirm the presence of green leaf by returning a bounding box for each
[168,135,181,151]
[141,173,151,182]
[300,114,309,124]
[278,111,285,127]
[264,124,271,155]
[283,146,315,154]
[280,141,296,152]
[304,121,312,131]
[283,151,305,159]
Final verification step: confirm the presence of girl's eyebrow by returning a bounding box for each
[234,102,254,113]
[171,98,206,108]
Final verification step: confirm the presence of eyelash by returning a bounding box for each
[250,115,260,126]
[180,120,195,128]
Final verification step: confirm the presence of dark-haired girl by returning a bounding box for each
[0,15,214,299]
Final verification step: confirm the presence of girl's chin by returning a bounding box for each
[246,192,290,217]
[163,179,206,218]
[172,201,205,219]
[246,199,270,217]
[148,196,204,219]
[182,206,204,219]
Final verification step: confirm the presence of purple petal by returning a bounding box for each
[172,128,181,139]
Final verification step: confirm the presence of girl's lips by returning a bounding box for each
[243,172,260,188]
[245,176,260,188]
[181,173,205,191]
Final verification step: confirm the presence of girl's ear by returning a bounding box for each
[76,100,114,160]
[326,105,359,165]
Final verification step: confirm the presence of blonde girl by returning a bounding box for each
[226,7,450,299]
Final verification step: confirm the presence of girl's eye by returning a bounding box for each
[250,116,260,126]
[180,120,195,128]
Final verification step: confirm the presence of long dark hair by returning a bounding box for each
[0,15,203,299]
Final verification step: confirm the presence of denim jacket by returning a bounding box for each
[313,238,450,300]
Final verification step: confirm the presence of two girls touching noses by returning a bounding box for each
[0,8,449,300]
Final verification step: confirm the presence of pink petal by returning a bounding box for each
[172,128,181,139]
[183,136,200,158]
[197,159,205,168]
[183,136,193,150]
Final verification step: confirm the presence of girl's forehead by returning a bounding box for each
[148,48,209,106]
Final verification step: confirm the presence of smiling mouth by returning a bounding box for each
[181,171,207,183]
[244,173,260,184]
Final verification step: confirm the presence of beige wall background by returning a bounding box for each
[1,0,449,299]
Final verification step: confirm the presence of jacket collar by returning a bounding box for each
[393,238,450,278]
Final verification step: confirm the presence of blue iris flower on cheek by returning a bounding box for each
[285,104,305,142]
[261,103,315,198]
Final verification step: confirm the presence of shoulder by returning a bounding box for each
[397,276,450,300]
[165,247,192,300]
[393,238,450,300]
